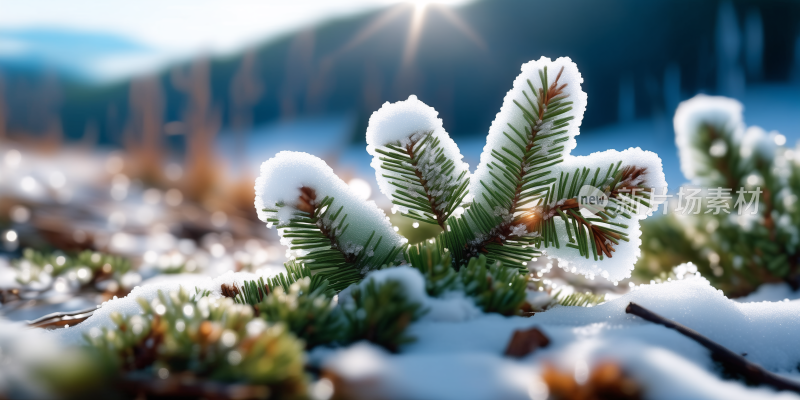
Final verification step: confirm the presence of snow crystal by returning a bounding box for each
[674,95,745,184]
[366,95,471,215]
[254,151,404,265]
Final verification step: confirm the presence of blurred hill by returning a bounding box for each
[1,0,798,147]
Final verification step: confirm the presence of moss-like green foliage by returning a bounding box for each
[13,248,130,286]
[339,279,427,352]
[84,287,307,395]
[256,277,341,349]
[459,255,528,316]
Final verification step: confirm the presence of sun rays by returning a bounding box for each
[333,1,485,69]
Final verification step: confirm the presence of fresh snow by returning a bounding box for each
[315,269,800,400]
[38,264,800,400]
[736,283,800,303]
[741,125,782,161]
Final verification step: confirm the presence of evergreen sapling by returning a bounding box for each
[255,56,667,286]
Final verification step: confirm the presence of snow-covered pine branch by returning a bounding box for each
[545,148,667,281]
[255,151,407,290]
[674,94,745,187]
[255,57,667,285]
[435,56,668,280]
[655,94,800,288]
[366,95,471,229]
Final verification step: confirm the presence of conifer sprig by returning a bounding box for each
[426,63,656,272]
[256,57,665,286]
[639,95,800,294]
[264,187,406,291]
[434,65,576,270]
[375,130,470,228]
[224,260,335,306]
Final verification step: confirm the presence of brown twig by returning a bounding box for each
[404,134,448,229]
[27,307,96,329]
[625,302,800,394]
[610,166,648,199]
[297,186,316,214]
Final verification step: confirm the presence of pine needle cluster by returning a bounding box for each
[406,243,529,316]
[338,278,428,353]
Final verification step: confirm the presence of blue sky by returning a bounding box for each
[0,0,469,81]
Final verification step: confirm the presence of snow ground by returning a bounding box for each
[41,266,800,400]
[315,269,800,400]
[736,283,800,303]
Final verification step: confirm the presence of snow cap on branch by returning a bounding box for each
[740,126,783,162]
[366,95,471,217]
[254,151,404,256]
[674,95,745,184]
[471,56,587,207]
[548,148,668,281]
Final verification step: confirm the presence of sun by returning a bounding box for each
[409,0,433,11]
[331,0,484,69]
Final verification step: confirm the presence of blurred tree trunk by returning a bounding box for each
[125,76,164,185]
[173,59,221,202]
[228,51,264,214]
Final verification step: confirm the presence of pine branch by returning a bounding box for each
[265,187,406,291]
[366,96,471,230]
[450,65,580,268]
[405,243,460,296]
[256,276,341,349]
[224,260,336,307]
[376,132,470,229]
[647,94,800,294]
